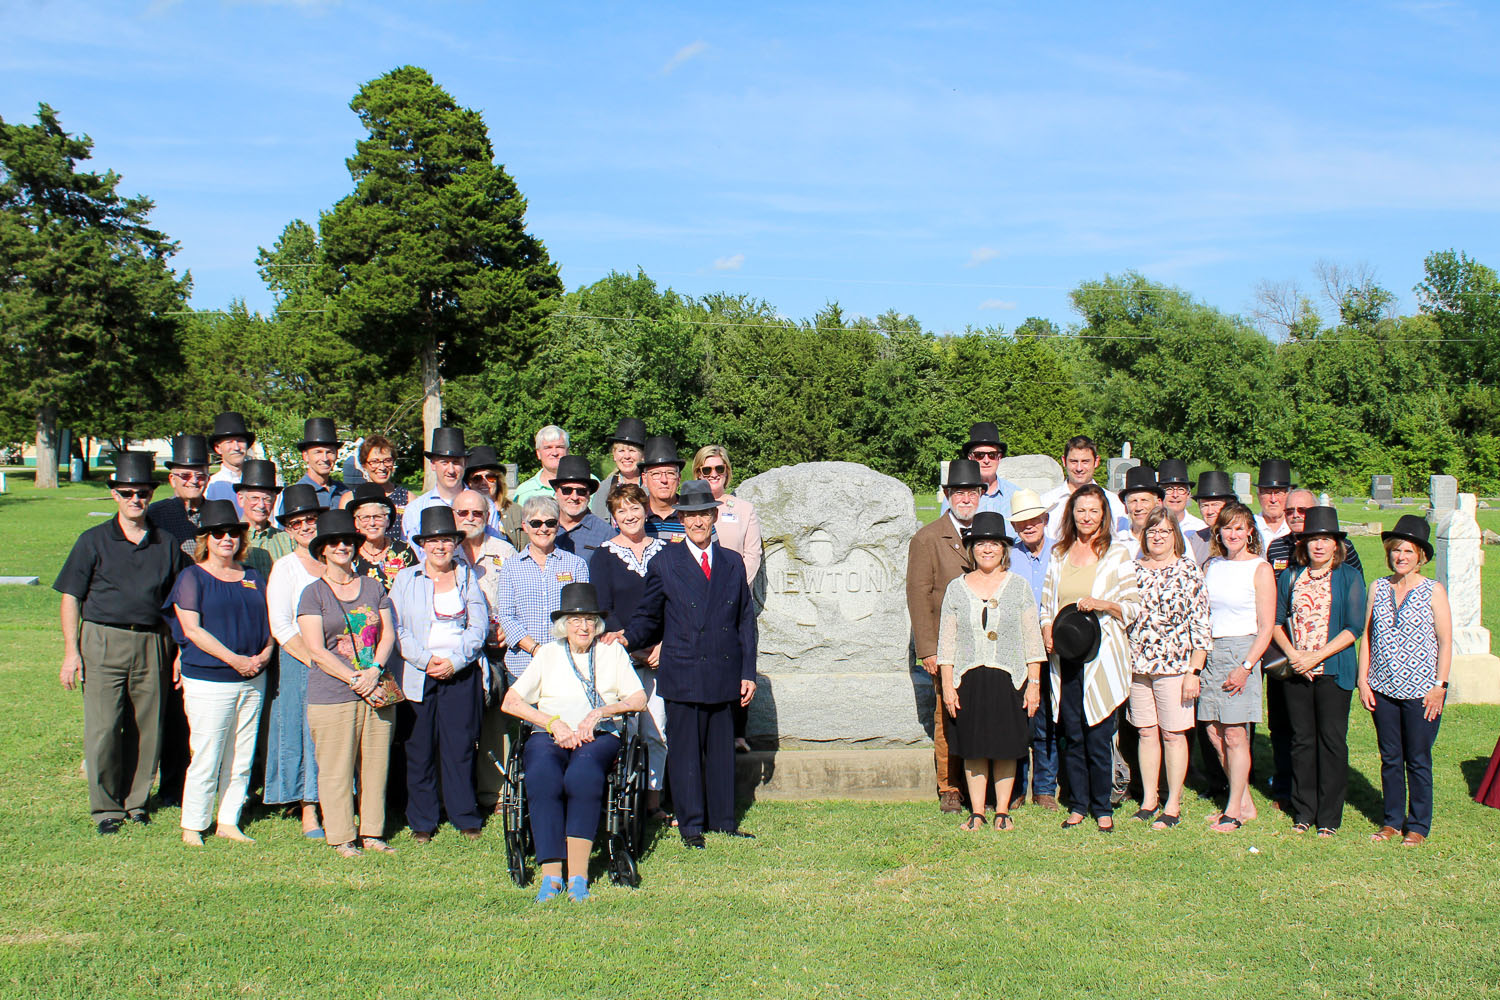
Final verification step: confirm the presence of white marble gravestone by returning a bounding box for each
[1436,493,1490,656]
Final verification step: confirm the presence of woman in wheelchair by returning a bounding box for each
[501,582,646,902]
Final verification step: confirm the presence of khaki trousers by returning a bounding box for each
[80,623,170,821]
[934,698,962,796]
[307,700,394,846]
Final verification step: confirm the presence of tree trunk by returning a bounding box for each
[420,336,442,492]
[34,405,59,489]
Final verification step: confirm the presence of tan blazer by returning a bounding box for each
[906,515,974,661]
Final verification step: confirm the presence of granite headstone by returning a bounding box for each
[1233,472,1252,505]
[1371,475,1394,502]
[1430,475,1457,520]
[1107,457,1141,493]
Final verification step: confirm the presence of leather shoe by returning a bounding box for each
[1032,793,1060,811]
[938,791,963,814]
[460,828,483,841]
[1008,796,1026,811]
[98,818,124,835]
[1400,831,1427,846]
[411,831,434,844]
[682,834,706,849]
[126,810,150,825]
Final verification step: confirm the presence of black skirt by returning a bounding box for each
[947,667,1031,761]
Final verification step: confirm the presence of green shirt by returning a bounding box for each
[245,524,296,579]
[511,472,556,507]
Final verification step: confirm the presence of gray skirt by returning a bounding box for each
[1197,634,1263,724]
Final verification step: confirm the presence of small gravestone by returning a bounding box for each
[995,455,1064,494]
[1318,492,1331,507]
[1233,472,1252,505]
[1430,475,1458,521]
[1107,457,1140,493]
[1371,475,1394,502]
[504,463,519,491]
[0,576,39,585]
[1436,493,1490,655]
[736,462,922,748]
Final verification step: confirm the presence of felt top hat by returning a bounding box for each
[1297,506,1346,540]
[1156,459,1191,487]
[606,417,648,449]
[296,418,340,451]
[945,459,986,490]
[208,411,255,447]
[233,459,281,493]
[1192,470,1236,501]
[345,482,396,519]
[1254,459,1294,489]
[553,455,598,493]
[194,499,248,535]
[1118,464,1163,500]
[673,480,722,512]
[465,445,503,474]
[165,434,210,469]
[962,511,1014,547]
[1382,514,1433,559]
[962,421,1006,458]
[1051,604,1102,663]
[424,427,467,460]
[641,436,685,469]
[108,451,157,488]
[309,509,359,558]
[551,581,608,621]
[412,504,464,543]
[276,484,323,524]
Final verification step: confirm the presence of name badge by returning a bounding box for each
[719,511,738,523]
[1273,558,1288,571]
[557,572,573,583]
[241,580,258,590]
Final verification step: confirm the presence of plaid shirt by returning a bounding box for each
[495,545,589,679]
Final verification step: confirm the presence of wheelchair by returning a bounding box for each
[490,721,648,889]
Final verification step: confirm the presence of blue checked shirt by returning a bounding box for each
[495,545,590,680]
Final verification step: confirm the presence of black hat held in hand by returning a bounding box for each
[1051,603,1102,664]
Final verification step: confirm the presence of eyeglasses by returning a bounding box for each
[646,469,678,480]
[208,528,241,540]
[114,488,153,500]
[1162,485,1189,495]
[365,458,395,469]
[556,485,589,497]
[700,464,728,476]
[1145,527,1176,538]
[969,450,1001,461]
[241,494,273,507]
[949,488,982,499]
[353,513,389,525]
[324,539,354,549]
[170,470,208,482]
[453,508,486,518]
[286,515,318,530]
[527,518,559,529]
[1286,506,1313,517]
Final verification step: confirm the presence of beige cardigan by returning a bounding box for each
[713,494,762,583]
[1040,539,1141,726]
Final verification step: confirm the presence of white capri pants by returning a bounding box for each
[180,673,266,831]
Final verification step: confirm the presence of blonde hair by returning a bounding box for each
[194,530,249,563]
[692,444,732,481]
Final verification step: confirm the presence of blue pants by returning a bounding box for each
[665,699,737,837]
[524,731,620,864]
[1372,690,1441,836]
[1057,663,1117,818]
[403,664,483,834]
[1016,668,1059,798]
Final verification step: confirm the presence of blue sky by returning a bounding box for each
[4,0,1498,334]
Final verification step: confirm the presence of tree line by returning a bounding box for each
[5,68,1499,496]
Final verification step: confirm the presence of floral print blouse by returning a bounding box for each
[1128,556,1212,676]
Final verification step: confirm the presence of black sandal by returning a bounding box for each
[1096,817,1115,833]
[961,813,986,832]
[1130,806,1158,822]
[1151,813,1181,830]
[1211,816,1243,832]
[994,813,1014,832]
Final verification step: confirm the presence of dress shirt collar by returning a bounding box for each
[684,535,712,569]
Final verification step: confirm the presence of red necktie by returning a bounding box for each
[701,550,711,580]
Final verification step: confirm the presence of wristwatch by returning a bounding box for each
[1241,660,1255,672]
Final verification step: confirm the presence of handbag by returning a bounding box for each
[1260,644,1294,682]
[333,586,406,709]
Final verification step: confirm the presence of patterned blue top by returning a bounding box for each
[1368,577,1439,699]
[494,546,590,680]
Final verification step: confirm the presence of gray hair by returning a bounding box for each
[551,614,606,640]
[535,425,569,448]
[522,494,560,521]
[456,488,491,519]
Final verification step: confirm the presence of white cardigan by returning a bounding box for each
[1040,539,1141,726]
[266,551,320,659]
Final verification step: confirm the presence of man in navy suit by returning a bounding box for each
[608,479,758,848]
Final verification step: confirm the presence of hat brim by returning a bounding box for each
[1254,480,1294,489]
[164,461,209,470]
[1051,603,1102,661]
[232,482,282,493]
[1192,492,1236,501]
[107,479,157,489]
[1295,529,1348,541]
[1119,486,1165,500]
[945,481,987,491]
[208,433,256,447]
[1008,506,1047,522]
[1380,530,1433,558]
[554,479,600,494]
[276,506,323,525]
[196,520,249,536]
[412,531,465,544]
[349,495,397,518]
[551,606,610,621]
[309,533,359,556]
[644,460,687,470]
[296,439,340,451]
[672,501,721,513]
[606,436,647,448]
[964,533,1015,547]
[424,450,468,460]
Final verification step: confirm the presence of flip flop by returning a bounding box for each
[1211,817,1243,833]
[1130,806,1159,822]
[1151,813,1181,830]
[960,813,986,832]
[994,813,1014,832]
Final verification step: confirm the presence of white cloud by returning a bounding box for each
[966,246,1000,267]
[661,40,709,75]
[979,299,1016,310]
[713,253,745,271]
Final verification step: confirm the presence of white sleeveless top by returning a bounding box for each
[1204,557,1260,638]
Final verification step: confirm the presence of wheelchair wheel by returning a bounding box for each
[607,831,640,887]
[500,739,530,887]
[621,736,648,858]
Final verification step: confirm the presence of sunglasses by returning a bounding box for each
[700,464,728,476]
[171,470,208,481]
[527,518,559,529]
[468,471,499,483]
[286,515,318,529]
[1286,506,1313,517]
[452,508,486,518]
[968,450,1001,461]
[114,488,153,500]
[207,528,241,540]
[556,486,589,497]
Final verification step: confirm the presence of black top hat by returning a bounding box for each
[641,436,684,469]
[309,509,359,559]
[673,480,722,513]
[606,417,648,449]
[208,411,255,447]
[346,482,396,520]
[195,499,248,535]
[1156,459,1191,486]
[1118,464,1163,499]
[465,445,503,473]
[1192,470,1236,501]
[1254,459,1293,489]
[551,581,609,621]
[276,484,323,524]
[1052,604,1102,663]
[963,421,1005,457]
[296,417,340,451]
[962,511,1013,547]
[1382,514,1434,559]
[412,505,464,543]
[424,426,467,459]
[233,459,281,493]
[553,455,598,493]
[165,434,210,469]
[945,459,986,490]
[1297,506,1346,540]
[108,451,157,488]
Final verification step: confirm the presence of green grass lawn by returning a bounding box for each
[3,475,1500,999]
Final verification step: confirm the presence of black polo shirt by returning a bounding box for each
[146,496,202,555]
[1265,535,1363,579]
[54,517,191,627]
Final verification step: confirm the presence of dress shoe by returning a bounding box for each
[412,831,434,844]
[1400,831,1427,846]
[1008,796,1026,811]
[126,810,150,825]
[682,834,706,849]
[460,828,483,841]
[1032,793,1060,811]
[938,791,963,814]
[97,818,124,836]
